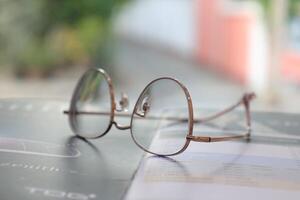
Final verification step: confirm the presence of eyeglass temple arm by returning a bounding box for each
[193,92,255,125]
[187,92,256,143]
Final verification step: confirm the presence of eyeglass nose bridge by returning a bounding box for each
[111,121,131,130]
[111,92,131,130]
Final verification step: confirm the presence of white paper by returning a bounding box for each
[125,111,300,200]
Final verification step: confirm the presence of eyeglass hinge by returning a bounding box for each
[186,135,211,142]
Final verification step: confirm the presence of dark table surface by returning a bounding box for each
[0,99,144,200]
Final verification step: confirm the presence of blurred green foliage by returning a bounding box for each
[257,0,300,18]
[0,0,128,77]
[289,0,300,18]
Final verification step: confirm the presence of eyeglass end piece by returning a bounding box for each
[244,92,256,102]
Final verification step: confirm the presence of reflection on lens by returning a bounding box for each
[70,69,112,138]
[131,78,192,156]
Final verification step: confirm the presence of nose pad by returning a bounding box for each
[139,102,150,117]
[142,102,150,115]
[116,92,129,112]
[135,97,150,117]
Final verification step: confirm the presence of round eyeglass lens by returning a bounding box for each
[69,69,112,138]
[131,78,192,156]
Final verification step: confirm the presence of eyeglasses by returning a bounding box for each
[64,68,256,156]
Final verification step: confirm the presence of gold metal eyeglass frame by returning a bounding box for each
[64,68,256,156]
